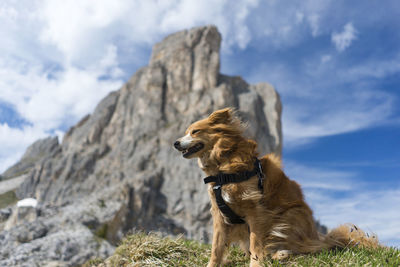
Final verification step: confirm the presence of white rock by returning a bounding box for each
[17,198,38,208]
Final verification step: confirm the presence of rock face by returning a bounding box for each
[0,26,282,266]
[0,137,60,181]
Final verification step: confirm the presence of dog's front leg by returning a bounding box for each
[208,213,229,267]
[248,221,265,267]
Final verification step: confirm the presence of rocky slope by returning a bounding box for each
[0,25,282,266]
[0,137,59,181]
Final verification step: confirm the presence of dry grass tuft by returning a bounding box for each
[84,232,212,267]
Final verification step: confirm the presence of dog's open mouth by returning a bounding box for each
[182,142,204,158]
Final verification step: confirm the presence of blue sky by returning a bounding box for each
[0,0,399,246]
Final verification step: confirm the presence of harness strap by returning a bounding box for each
[213,185,246,224]
[203,169,258,185]
[204,159,264,188]
[204,158,265,224]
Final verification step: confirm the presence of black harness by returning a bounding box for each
[203,158,265,224]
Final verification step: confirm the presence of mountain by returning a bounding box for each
[0,137,59,181]
[0,25,282,266]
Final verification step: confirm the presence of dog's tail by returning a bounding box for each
[273,223,381,255]
[322,223,381,250]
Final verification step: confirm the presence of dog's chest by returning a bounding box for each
[208,184,239,204]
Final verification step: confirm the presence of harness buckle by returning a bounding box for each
[213,184,222,190]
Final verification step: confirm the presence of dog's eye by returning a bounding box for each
[191,129,200,135]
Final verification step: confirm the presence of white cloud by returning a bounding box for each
[284,161,400,247]
[245,1,333,49]
[342,54,400,79]
[0,51,124,130]
[40,0,127,61]
[307,14,320,37]
[247,39,400,148]
[283,91,393,146]
[283,54,399,146]
[331,22,358,52]
[321,54,331,63]
[38,0,262,63]
[285,161,356,191]
[295,12,305,24]
[309,188,400,247]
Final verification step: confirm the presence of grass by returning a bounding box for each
[83,232,400,267]
[94,224,109,239]
[0,190,18,209]
[86,232,211,267]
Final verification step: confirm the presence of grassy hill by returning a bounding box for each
[84,232,400,266]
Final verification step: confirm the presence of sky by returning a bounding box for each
[0,0,399,247]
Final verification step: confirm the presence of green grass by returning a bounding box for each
[0,190,18,209]
[94,224,109,239]
[84,232,400,267]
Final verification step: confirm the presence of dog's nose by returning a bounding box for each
[174,141,181,149]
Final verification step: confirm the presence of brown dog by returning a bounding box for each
[174,108,379,267]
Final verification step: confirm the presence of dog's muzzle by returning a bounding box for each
[173,140,204,158]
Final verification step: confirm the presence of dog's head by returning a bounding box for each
[173,108,245,159]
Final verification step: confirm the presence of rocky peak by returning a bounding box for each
[150,25,220,94]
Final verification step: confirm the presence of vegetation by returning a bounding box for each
[84,232,400,267]
[94,224,109,239]
[0,190,18,209]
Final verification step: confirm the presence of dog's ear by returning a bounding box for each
[208,108,234,125]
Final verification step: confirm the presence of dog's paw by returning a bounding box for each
[271,250,291,260]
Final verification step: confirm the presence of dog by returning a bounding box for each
[174,108,380,267]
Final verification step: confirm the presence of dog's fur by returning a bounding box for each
[174,108,380,267]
